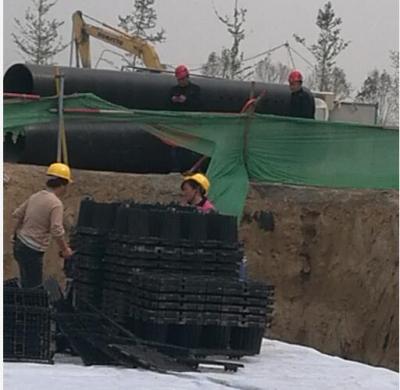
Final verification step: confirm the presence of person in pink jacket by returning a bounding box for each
[181,173,216,213]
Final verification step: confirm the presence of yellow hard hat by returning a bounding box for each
[46,163,72,182]
[182,173,210,194]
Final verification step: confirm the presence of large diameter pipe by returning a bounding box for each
[4,120,203,174]
[4,63,292,115]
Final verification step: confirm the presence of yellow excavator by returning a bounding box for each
[72,10,164,70]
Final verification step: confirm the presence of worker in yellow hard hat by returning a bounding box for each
[11,162,73,288]
[181,173,216,213]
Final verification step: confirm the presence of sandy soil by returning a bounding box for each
[3,163,398,370]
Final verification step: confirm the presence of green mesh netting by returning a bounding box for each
[4,93,399,217]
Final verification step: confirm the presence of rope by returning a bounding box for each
[54,67,61,162]
[54,67,69,165]
[3,93,40,100]
[240,84,267,171]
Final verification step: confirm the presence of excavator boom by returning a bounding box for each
[72,10,164,70]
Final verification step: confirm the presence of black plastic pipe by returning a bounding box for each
[4,63,292,115]
[4,120,203,174]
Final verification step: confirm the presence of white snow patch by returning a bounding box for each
[4,339,398,390]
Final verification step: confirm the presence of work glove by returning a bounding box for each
[172,94,186,103]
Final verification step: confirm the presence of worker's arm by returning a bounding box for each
[169,85,182,107]
[50,205,73,258]
[54,237,73,258]
[11,199,29,239]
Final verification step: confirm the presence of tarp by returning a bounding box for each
[4,93,399,217]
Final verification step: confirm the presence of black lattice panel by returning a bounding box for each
[4,305,55,363]
[4,287,49,307]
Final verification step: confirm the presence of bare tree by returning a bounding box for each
[202,51,225,78]
[294,1,350,92]
[202,0,248,80]
[12,0,67,65]
[356,51,399,126]
[254,56,290,84]
[356,69,393,125]
[118,0,166,67]
[330,67,352,99]
[388,50,399,125]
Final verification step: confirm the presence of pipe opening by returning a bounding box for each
[4,64,34,94]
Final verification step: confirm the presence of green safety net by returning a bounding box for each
[4,93,399,217]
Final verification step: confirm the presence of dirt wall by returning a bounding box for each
[242,184,398,371]
[4,163,398,370]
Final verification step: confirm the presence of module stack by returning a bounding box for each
[70,201,119,308]
[3,285,55,363]
[128,272,274,356]
[72,199,274,357]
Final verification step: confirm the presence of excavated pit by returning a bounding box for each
[3,162,398,371]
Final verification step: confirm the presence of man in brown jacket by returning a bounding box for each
[12,163,73,288]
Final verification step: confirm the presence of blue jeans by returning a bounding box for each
[13,238,44,288]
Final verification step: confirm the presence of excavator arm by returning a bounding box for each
[72,10,164,70]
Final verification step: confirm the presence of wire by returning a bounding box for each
[286,44,296,69]
[170,41,315,80]
[82,13,132,39]
[69,29,74,67]
[288,45,315,69]
[242,43,288,63]
[82,13,104,25]
[187,42,289,73]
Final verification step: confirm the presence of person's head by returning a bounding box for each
[175,64,190,87]
[46,162,72,196]
[181,173,210,204]
[288,70,303,93]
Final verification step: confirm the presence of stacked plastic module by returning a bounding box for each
[105,202,242,276]
[3,284,55,363]
[128,273,274,356]
[72,199,242,306]
[72,199,274,357]
[70,201,119,309]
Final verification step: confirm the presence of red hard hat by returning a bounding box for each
[175,64,189,79]
[288,70,303,83]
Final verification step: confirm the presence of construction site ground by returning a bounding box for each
[5,339,398,390]
[3,162,398,371]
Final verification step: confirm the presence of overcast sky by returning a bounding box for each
[3,0,399,91]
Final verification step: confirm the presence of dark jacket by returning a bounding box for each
[289,87,315,119]
[169,81,202,111]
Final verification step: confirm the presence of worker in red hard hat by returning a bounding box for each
[169,64,202,111]
[181,173,216,213]
[168,65,203,170]
[11,163,74,287]
[288,69,315,119]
